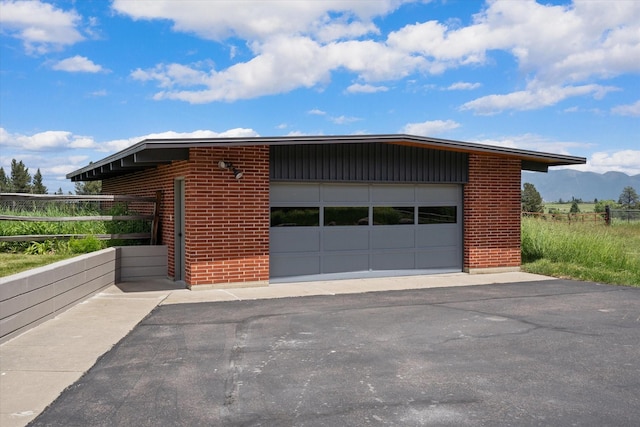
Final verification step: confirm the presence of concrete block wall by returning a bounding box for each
[118,245,168,281]
[0,246,168,344]
[463,154,522,272]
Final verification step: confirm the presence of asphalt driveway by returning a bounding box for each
[30,279,640,426]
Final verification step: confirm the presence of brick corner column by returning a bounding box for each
[463,154,522,273]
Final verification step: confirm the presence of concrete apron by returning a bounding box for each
[0,271,550,427]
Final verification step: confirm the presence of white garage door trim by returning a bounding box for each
[270,183,462,283]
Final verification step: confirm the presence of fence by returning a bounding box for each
[610,209,640,222]
[523,207,640,225]
[0,192,161,245]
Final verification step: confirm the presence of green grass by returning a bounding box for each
[0,252,76,277]
[521,218,640,286]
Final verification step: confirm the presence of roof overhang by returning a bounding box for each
[67,134,586,182]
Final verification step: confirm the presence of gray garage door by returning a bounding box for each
[270,183,462,282]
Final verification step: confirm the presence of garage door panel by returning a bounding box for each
[371,252,415,270]
[322,185,370,202]
[416,248,460,269]
[270,229,320,253]
[270,183,462,280]
[323,228,369,251]
[371,185,414,202]
[270,255,320,277]
[416,225,459,247]
[416,185,461,203]
[322,253,369,274]
[371,228,415,249]
[271,183,320,203]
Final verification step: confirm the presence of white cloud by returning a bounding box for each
[89,89,108,97]
[460,83,618,115]
[0,0,84,54]
[401,119,460,136]
[471,134,594,156]
[611,100,640,117]
[0,128,96,151]
[308,109,327,116]
[564,150,640,175]
[96,128,260,153]
[52,55,105,73]
[446,81,481,91]
[112,0,411,42]
[330,115,361,125]
[346,83,389,94]
[118,0,639,107]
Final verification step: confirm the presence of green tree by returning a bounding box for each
[570,200,580,213]
[0,167,10,192]
[75,180,102,195]
[10,159,31,193]
[32,168,48,194]
[522,182,543,213]
[618,186,639,209]
[594,200,618,213]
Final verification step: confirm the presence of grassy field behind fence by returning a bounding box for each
[0,200,151,277]
[521,217,640,287]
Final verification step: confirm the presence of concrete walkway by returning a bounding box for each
[0,272,549,427]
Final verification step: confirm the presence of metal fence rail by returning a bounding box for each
[0,192,161,244]
[522,208,639,225]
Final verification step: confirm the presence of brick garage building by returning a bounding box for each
[67,134,585,288]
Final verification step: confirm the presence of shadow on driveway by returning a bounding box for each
[30,280,640,426]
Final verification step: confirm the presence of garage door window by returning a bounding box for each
[324,207,369,226]
[271,207,319,227]
[418,206,457,224]
[373,207,414,225]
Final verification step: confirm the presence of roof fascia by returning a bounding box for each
[66,134,586,180]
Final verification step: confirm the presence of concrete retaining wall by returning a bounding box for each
[0,246,167,344]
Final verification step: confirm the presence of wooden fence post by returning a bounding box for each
[604,205,611,226]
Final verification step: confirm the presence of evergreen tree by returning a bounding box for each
[32,168,48,194]
[10,159,31,193]
[521,183,544,213]
[0,167,10,192]
[75,180,102,195]
[570,201,580,213]
[618,186,639,209]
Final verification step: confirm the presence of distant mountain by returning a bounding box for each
[521,170,640,202]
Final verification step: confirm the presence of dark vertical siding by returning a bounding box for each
[270,143,468,183]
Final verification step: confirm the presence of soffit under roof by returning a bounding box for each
[67,134,586,182]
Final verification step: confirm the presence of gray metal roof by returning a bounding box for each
[67,134,586,182]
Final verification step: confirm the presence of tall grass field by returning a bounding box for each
[521,217,640,286]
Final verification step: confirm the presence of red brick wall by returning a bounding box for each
[102,145,522,281]
[185,147,270,286]
[102,146,270,286]
[463,154,522,271]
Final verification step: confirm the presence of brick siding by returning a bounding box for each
[102,146,270,287]
[463,154,522,270]
[102,146,523,285]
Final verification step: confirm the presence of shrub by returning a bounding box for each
[68,235,105,254]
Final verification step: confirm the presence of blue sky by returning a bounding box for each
[1,0,639,193]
